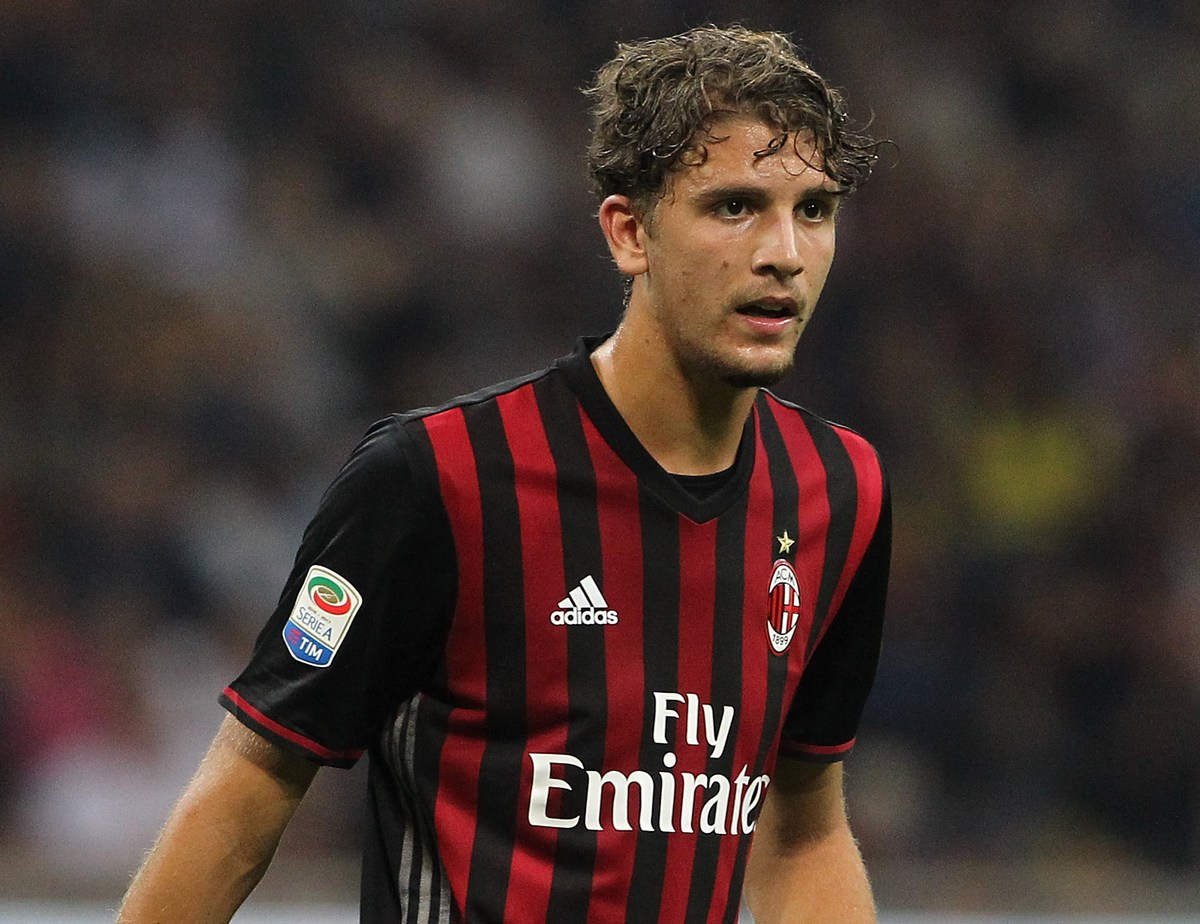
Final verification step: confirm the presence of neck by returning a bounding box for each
[591,324,758,476]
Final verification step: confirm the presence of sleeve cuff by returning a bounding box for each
[220,686,364,768]
[778,736,856,763]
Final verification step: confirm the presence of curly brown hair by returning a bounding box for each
[585,25,880,211]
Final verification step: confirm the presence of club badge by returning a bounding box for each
[767,559,801,654]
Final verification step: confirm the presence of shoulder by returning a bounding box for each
[397,364,560,437]
[373,362,575,499]
[758,392,890,539]
[759,391,886,477]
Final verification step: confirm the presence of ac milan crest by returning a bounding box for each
[767,559,801,654]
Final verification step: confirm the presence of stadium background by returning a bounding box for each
[1,0,1198,917]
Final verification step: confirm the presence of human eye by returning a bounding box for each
[799,198,832,221]
[714,199,751,219]
[798,195,840,222]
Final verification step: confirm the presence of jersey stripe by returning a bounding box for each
[421,406,486,922]
[582,404,647,923]
[796,412,858,661]
[461,396,527,920]
[361,738,404,921]
[659,516,717,924]
[401,421,458,924]
[719,399,803,910]
[500,378,565,923]
[826,429,886,623]
[719,422,780,924]
[385,695,452,924]
[541,380,606,922]
[789,738,856,757]
[711,500,752,924]
[623,482,680,923]
[684,498,749,924]
[758,396,830,668]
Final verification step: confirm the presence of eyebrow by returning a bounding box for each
[692,183,846,208]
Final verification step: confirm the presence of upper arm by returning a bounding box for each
[116,717,319,923]
[201,714,320,801]
[171,714,319,862]
[741,760,875,922]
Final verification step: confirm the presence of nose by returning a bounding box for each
[752,212,803,279]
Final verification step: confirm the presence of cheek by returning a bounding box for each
[807,234,836,280]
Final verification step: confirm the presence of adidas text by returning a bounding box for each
[550,607,619,626]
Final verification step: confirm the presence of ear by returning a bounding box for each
[598,195,649,277]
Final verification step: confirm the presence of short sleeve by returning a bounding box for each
[779,474,891,762]
[221,416,456,767]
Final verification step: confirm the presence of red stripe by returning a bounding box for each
[740,423,783,756]
[222,687,363,763]
[655,515,718,924]
[578,407,647,923]
[763,396,829,666]
[781,737,856,757]
[497,385,564,924]
[719,424,782,905]
[746,426,780,686]
[423,407,488,916]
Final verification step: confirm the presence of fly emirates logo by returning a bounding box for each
[527,692,770,836]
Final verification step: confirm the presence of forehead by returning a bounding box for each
[672,115,829,192]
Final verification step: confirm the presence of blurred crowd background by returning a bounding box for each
[1,0,1198,914]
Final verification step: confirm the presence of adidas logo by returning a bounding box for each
[550,575,619,626]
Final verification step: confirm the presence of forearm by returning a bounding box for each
[118,716,317,924]
[118,797,272,922]
[742,819,875,923]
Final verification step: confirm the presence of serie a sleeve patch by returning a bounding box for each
[282,564,364,667]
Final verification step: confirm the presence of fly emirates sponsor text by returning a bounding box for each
[527,692,771,835]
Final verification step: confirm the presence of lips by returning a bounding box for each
[735,296,799,319]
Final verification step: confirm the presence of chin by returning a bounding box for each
[716,347,796,389]
[677,339,796,390]
[716,356,794,388]
[721,367,791,389]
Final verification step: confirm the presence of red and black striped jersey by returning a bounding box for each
[222,337,891,924]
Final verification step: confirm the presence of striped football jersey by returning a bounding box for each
[223,337,891,923]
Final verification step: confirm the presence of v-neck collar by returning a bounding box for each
[555,336,757,524]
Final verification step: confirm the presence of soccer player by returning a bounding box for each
[118,24,889,924]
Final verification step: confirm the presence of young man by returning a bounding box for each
[118,24,889,924]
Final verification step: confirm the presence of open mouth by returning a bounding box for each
[736,299,798,320]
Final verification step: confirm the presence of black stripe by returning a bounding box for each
[722,399,797,922]
[800,417,858,662]
[684,496,748,924]
[361,747,405,923]
[406,419,457,701]
[624,485,681,923]
[536,373,608,922]
[462,398,526,920]
[400,421,453,924]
